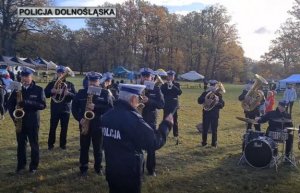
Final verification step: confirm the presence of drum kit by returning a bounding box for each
[236,116,298,171]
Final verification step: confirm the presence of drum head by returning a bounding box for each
[245,138,273,168]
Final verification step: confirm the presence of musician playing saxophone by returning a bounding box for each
[198,80,225,148]
[72,72,113,176]
[44,66,76,150]
[7,67,46,174]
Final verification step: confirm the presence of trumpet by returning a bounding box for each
[154,75,164,87]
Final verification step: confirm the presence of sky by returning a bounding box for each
[54,0,296,60]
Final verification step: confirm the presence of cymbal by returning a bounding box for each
[272,117,292,123]
[236,117,259,125]
[285,127,299,131]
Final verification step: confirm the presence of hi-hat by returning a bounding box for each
[271,117,292,123]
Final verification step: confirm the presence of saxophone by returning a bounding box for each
[12,82,25,133]
[81,86,101,135]
[52,67,74,103]
[241,74,268,112]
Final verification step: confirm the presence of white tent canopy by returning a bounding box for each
[180,71,204,81]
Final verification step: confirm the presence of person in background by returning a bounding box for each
[265,90,275,113]
[6,65,15,81]
[283,83,297,117]
[17,71,22,82]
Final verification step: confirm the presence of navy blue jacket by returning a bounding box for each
[161,81,182,113]
[101,100,172,178]
[257,108,292,132]
[142,85,164,129]
[44,80,76,113]
[71,88,113,130]
[8,81,46,129]
[198,91,224,118]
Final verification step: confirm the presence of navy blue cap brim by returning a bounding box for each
[56,69,65,73]
[88,77,101,81]
[21,71,33,76]
[141,72,151,76]
[119,87,141,95]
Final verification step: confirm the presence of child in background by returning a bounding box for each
[265,90,275,113]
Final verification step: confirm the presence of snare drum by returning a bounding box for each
[243,130,265,144]
[268,130,288,141]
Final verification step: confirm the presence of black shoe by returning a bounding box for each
[80,170,88,177]
[201,142,207,147]
[60,146,66,150]
[48,146,54,151]
[29,169,37,174]
[148,171,157,177]
[15,166,25,174]
[95,169,103,176]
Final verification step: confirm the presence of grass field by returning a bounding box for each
[1,77,300,193]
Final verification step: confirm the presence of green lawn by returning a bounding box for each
[1,77,300,193]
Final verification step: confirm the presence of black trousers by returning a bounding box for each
[48,111,70,148]
[202,115,218,146]
[245,110,261,131]
[0,88,4,116]
[163,110,178,137]
[107,176,141,193]
[16,125,39,170]
[286,101,294,117]
[79,127,103,172]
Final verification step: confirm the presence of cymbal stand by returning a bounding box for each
[278,121,297,168]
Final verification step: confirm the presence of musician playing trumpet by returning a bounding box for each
[72,72,113,176]
[139,68,164,176]
[44,66,76,150]
[198,80,225,148]
[161,70,182,144]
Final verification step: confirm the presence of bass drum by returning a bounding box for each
[244,136,278,168]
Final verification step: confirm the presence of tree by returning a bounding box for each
[0,0,51,55]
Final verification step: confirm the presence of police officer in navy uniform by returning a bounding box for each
[161,70,182,143]
[72,72,113,176]
[8,67,46,173]
[44,66,76,150]
[139,68,164,176]
[101,83,173,193]
[198,80,225,147]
